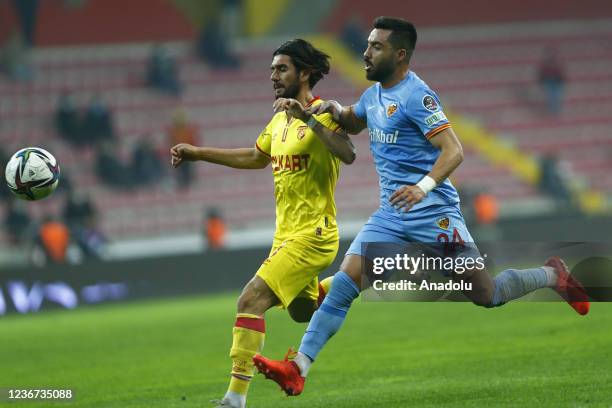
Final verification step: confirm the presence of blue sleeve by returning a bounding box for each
[352,89,369,120]
[405,88,451,140]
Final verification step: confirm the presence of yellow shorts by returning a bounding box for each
[256,234,339,308]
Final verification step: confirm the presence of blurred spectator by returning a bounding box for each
[169,109,199,188]
[62,192,107,260]
[538,154,572,206]
[197,20,240,69]
[130,137,164,187]
[340,15,368,57]
[55,92,82,145]
[36,216,70,264]
[0,148,11,201]
[83,95,114,144]
[63,191,95,230]
[473,192,499,225]
[11,0,39,47]
[0,32,34,81]
[95,142,132,189]
[146,44,181,96]
[4,198,32,245]
[220,0,243,41]
[74,226,107,260]
[205,207,226,250]
[473,191,501,241]
[538,48,565,115]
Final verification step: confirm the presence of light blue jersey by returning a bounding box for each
[348,71,472,255]
[353,71,459,214]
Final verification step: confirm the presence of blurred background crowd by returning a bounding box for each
[1,0,611,268]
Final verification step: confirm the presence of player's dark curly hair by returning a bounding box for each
[373,16,417,62]
[273,39,331,89]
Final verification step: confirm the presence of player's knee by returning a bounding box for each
[236,289,256,311]
[459,266,495,308]
[237,277,277,313]
[474,298,493,308]
[472,288,495,308]
[340,255,363,287]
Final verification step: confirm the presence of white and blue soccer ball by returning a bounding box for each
[5,147,60,201]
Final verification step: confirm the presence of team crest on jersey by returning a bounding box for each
[437,217,450,230]
[296,126,308,140]
[422,95,439,111]
[386,103,398,118]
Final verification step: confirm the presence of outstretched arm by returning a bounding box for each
[275,98,356,164]
[170,144,271,169]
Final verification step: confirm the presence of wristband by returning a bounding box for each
[306,115,319,129]
[416,175,437,194]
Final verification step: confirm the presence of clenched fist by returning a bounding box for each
[170,143,199,167]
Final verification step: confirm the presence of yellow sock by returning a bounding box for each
[319,276,333,295]
[228,313,265,397]
[228,375,249,395]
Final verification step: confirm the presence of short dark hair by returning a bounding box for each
[273,39,331,89]
[373,16,417,61]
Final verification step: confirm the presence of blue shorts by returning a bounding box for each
[347,205,476,257]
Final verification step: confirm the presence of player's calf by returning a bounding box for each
[454,267,494,307]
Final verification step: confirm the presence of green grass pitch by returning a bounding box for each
[2,294,611,407]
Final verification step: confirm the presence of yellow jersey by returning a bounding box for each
[255,98,341,240]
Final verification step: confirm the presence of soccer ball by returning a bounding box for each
[5,147,60,201]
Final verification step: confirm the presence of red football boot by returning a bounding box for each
[546,256,590,315]
[253,349,305,396]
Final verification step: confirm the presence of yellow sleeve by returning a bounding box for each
[313,112,342,133]
[255,122,272,158]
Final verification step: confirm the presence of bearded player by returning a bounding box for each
[253,17,590,397]
[171,39,355,408]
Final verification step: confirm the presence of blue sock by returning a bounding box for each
[298,271,360,361]
[490,267,551,307]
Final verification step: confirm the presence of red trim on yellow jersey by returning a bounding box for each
[308,97,342,132]
[306,96,320,107]
[426,123,452,140]
[255,142,271,157]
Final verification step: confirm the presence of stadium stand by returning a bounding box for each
[1,20,611,243]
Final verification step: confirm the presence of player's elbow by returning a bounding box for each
[342,149,356,165]
[450,142,464,166]
[455,145,464,165]
[253,160,269,169]
[250,151,270,169]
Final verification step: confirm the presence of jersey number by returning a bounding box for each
[437,228,465,257]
